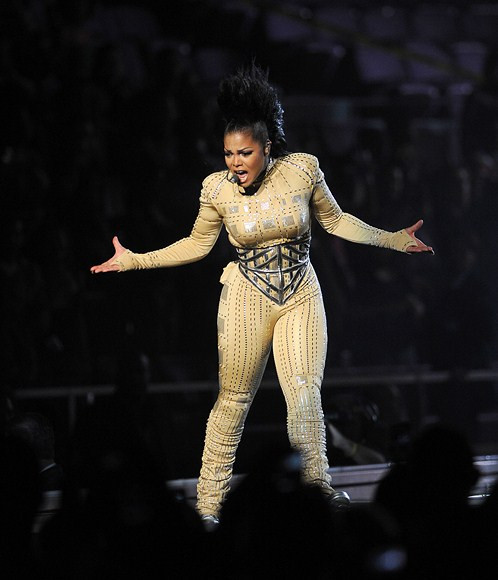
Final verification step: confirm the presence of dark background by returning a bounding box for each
[3,0,498,476]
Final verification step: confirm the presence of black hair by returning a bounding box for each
[217,62,289,158]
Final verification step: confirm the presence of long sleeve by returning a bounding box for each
[113,185,223,271]
[311,160,416,253]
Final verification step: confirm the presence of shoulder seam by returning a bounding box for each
[277,153,317,182]
[202,170,227,200]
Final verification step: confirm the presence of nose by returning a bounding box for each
[233,154,242,167]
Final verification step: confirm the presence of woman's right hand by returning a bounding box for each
[90,236,127,273]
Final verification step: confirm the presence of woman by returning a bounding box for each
[91,64,433,525]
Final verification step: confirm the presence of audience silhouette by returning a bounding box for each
[374,423,494,579]
[4,433,42,578]
[6,411,64,492]
[3,411,498,578]
[34,346,207,579]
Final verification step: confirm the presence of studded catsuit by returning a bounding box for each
[114,153,416,517]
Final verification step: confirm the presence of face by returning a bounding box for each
[224,131,270,187]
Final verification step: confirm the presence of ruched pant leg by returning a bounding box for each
[272,287,334,494]
[196,270,272,517]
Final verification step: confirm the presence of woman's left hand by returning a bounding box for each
[405,219,434,254]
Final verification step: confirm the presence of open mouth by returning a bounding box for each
[235,170,249,184]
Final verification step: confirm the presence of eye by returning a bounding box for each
[241,151,252,157]
[224,151,231,157]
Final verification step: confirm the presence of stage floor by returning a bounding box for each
[34,455,498,534]
[167,454,498,507]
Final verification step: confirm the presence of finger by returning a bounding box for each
[90,260,111,272]
[418,242,434,253]
[91,265,119,273]
[90,263,104,272]
[407,219,424,233]
[406,245,434,254]
[90,262,120,273]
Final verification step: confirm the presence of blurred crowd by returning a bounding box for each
[2,0,498,393]
[4,402,498,578]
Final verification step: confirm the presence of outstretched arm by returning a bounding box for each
[90,189,223,273]
[311,162,434,254]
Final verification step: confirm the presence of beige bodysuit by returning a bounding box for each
[114,153,416,517]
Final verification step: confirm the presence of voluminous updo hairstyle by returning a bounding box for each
[217,62,289,158]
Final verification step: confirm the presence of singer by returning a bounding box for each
[91,64,433,526]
